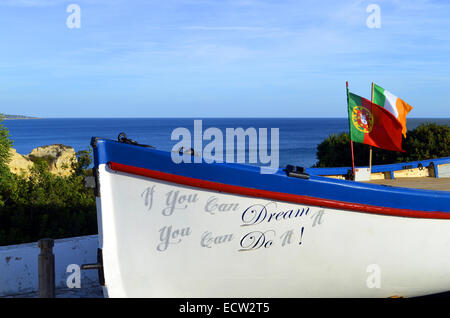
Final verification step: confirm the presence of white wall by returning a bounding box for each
[0,235,100,297]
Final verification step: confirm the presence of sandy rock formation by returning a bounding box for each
[7,144,77,177]
[8,148,33,176]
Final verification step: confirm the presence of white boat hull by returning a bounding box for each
[97,164,450,298]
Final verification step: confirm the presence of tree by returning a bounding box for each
[0,116,12,173]
[314,123,450,167]
[402,122,449,161]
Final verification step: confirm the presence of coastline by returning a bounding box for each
[3,117,41,120]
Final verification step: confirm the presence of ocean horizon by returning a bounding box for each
[3,117,449,168]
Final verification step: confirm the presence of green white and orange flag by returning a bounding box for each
[347,91,404,152]
[372,84,413,137]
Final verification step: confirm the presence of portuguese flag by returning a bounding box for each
[372,84,413,137]
[347,91,404,152]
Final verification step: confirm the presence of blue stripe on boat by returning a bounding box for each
[93,138,450,213]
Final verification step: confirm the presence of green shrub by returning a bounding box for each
[401,122,449,161]
[314,123,450,168]
[0,115,12,175]
[0,167,97,245]
[0,118,97,246]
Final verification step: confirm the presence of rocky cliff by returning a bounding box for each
[8,144,77,177]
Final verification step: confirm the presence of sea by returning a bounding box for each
[3,118,449,169]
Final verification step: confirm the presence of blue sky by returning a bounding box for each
[0,0,449,117]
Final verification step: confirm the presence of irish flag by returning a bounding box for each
[348,91,404,152]
[372,84,413,137]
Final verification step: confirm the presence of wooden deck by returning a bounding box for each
[365,177,450,191]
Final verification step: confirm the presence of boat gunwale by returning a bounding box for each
[92,138,450,218]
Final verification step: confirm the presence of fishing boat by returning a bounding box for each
[88,136,450,298]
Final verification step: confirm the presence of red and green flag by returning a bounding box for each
[347,91,404,152]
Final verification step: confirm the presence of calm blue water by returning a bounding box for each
[3,118,449,168]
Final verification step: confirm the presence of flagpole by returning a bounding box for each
[347,81,356,180]
[369,82,374,178]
